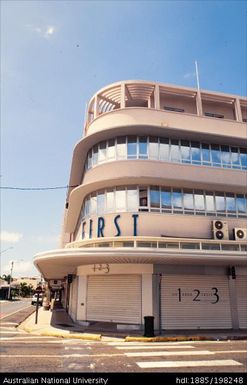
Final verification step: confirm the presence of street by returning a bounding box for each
[0,303,246,374]
[0,326,246,373]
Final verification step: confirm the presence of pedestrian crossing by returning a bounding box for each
[106,341,245,369]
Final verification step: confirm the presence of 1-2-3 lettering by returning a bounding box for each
[177,287,219,304]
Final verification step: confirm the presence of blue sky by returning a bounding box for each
[1,0,246,278]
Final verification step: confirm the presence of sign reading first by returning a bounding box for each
[82,214,139,239]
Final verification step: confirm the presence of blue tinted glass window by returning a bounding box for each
[221,146,231,167]
[159,138,169,161]
[194,190,205,211]
[211,144,221,166]
[236,194,246,213]
[150,186,160,209]
[205,192,215,212]
[240,148,247,169]
[92,145,98,166]
[87,149,92,169]
[183,190,194,210]
[202,144,210,164]
[181,140,191,164]
[139,137,148,159]
[98,141,107,163]
[127,136,137,159]
[170,140,181,162]
[231,147,240,168]
[172,189,182,210]
[191,142,201,164]
[97,191,105,214]
[161,188,171,209]
[149,137,159,160]
[226,193,236,212]
[215,193,226,212]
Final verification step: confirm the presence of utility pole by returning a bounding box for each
[7,261,14,300]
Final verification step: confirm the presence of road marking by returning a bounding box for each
[116,345,194,350]
[0,305,32,320]
[107,341,194,345]
[125,350,213,357]
[0,354,123,358]
[0,322,19,325]
[137,359,242,368]
[0,336,60,340]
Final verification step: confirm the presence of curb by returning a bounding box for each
[125,336,209,342]
[21,324,102,341]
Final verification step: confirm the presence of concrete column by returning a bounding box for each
[228,276,239,330]
[120,83,125,108]
[76,275,87,321]
[154,84,160,110]
[152,274,161,331]
[94,95,99,119]
[234,98,242,122]
[196,90,203,116]
[142,274,153,325]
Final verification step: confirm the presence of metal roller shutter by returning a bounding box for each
[236,276,247,329]
[161,275,232,330]
[86,275,142,324]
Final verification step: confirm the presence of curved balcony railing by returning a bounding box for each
[84,80,247,134]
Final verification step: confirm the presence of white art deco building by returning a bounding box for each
[34,80,247,331]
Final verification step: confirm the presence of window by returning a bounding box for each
[205,112,224,119]
[159,138,169,161]
[127,187,138,211]
[181,140,191,164]
[172,189,183,211]
[127,136,137,159]
[92,145,98,166]
[205,192,215,213]
[97,191,105,214]
[215,192,226,212]
[98,141,107,163]
[91,193,97,215]
[181,243,200,249]
[106,189,115,212]
[150,186,160,211]
[149,136,159,160]
[226,193,236,213]
[87,149,92,169]
[139,137,148,159]
[116,136,126,159]
[191,142,201,164]
[161,188,171,211]
[211,144,221,167]
[170,140,180,162]
[194,190,205,212]
[221,145,231,168]
[139,187,148,211]
[202,243,220,250]
[115,187,126,212]
[236,194,246,214]
[107,139,116,160]
[202,144,211,165]
[231,147,240,169]
[240,148,247,169]
[183,189,194,212]
[164,106,184,113]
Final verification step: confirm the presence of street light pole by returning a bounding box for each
[7,261,14,300]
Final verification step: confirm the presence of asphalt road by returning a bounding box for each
[0,298,34,320]
[0,303,246,379]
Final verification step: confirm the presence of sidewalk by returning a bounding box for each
[18,306,247,343]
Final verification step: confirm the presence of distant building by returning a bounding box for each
[34,80,247,331]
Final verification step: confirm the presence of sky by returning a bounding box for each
[1,0,246,278]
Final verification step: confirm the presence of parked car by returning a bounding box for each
[31,293,43,305]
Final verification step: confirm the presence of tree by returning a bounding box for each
[19,282,34,297]
[1,274,13,283]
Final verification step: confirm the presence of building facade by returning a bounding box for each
[34,80,247,331]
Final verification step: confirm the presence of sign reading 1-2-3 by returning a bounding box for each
[173,287,220,304]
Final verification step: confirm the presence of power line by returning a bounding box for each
[0,185,79,191]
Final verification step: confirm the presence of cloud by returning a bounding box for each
[0,231,23,243]
[2,260,37,278]
[27,24,56,39]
